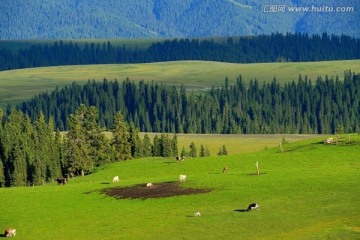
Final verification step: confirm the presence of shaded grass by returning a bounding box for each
[0,135,359,239]
[0,60,359,106]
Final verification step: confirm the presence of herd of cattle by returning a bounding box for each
[3,155,259,237]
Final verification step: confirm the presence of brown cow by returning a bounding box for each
[56,177,67,185]
[4,228,16,238]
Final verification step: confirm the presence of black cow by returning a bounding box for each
[56,177,67,185]
[247,203,259,211]
[175,156,185,162]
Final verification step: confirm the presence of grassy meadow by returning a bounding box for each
[0,60,359,106]
[0,134,359,239]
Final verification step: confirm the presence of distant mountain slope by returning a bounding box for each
[1,0,359,39]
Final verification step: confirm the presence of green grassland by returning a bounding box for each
[0,134,359,239]
[0,60,359,106]
[142,133,320,155]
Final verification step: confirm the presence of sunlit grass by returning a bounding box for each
[0,135,359,239]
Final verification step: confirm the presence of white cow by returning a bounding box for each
[324,138,334,144]
[146,182,153,187]
[4,228,16,238]
[179,175,187,182]
[112,176,119,183]
[194,212,201,217]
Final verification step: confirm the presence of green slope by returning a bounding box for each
[0,60,359,106]
[0,135,359,239]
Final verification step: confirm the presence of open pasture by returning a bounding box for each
[142,133,319,155]
[0,135,359,239]
[0,60,359,106]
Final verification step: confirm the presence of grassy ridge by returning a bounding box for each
[0,60,359,106]
[0,135,359,239]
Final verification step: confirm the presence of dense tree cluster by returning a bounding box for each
[1,33,359,71]
[16,71,360,135]
[1,105,212,187]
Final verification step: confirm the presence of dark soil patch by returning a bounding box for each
[101,182,212,199]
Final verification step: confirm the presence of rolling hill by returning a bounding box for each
[0,60,359,106]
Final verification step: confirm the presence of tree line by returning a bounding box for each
[0,105,215,187]
[15,71,360,135]
[1,33,359,71]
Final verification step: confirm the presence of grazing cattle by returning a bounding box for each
[4,228,16,238]
[175,156,185,162]
[56,177,67,185]
[324,138,334,144]
[223,166,228,173]
[247,203,259,211]
[179,175,187,182]
[194,212,201,217]
[113,176,119,183]
[146,182,153,187]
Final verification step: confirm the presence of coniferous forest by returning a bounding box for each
[1,33,360,188]
[0,105,183,187]
[1,33,360,71]
[16,71,360,135]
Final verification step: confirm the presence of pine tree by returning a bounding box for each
[33,112,50,185]
[64,105,92,177]
[160,133,172,157]
[181,146,186,158]
[189,142,197,158]
[84,106,112,167]
[128,122,142,158]
[171,134,179,157]
[111,112,131,161]
[199,144,205,157]
[152,135,161,157]
[142,134,152,157]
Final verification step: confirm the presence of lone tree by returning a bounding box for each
[335,124,344,144]
[189,142,197,158]
[218,145,228,156]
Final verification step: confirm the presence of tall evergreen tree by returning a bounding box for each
[189,142,197,158]
[142,133,152,157]
[128,122,142,158]
[111,112,131,161]
[64,105,92,176]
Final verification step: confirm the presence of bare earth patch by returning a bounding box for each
[101,182,212,199]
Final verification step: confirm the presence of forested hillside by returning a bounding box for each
[16,71,360,135]
[1,33,359,71]
[1,0,359,39]
[0,105,184,187]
